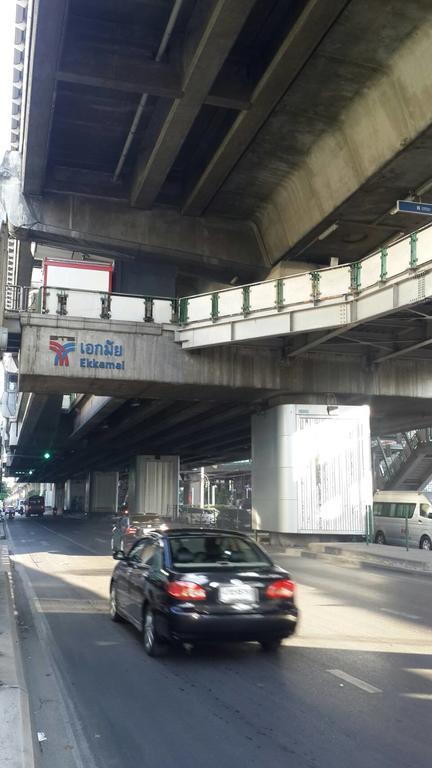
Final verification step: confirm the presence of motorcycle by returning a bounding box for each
[7,509,15,521]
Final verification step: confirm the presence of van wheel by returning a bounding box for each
[375,531,386,545]
[420,535,431,551]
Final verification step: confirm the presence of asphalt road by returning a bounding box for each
[7,515,432,768]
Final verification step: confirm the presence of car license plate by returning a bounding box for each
[219,585,256,604]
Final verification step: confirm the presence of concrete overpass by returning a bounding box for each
[4,0,432,521]
[6,0,432,290]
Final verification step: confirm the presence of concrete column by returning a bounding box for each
[87,471,118,516]
[64,476,87,515]
[252,404,372,535]
[128,455,179,518]
[54,482,65,512]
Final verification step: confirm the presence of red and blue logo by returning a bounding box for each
[49,336,76,367]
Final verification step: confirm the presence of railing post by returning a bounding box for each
[56,291,68,316]
[211,292,219,322]
[242,285,251,316]
[409,232,418,269]
[380,248,388,281]
[179,297,189,324]
[350,262,361,293]
[100,293,111,319]
[144,297,154,323]
[170,299,179,323]
[275,279,284,310]
[310,271,321,303]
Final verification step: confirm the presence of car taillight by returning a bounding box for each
[126,526,136,534]
[167,581,206,600]
[266,579,295,599]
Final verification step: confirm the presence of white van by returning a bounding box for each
[373,491,432,550]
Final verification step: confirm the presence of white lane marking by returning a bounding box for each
[381,608,420,621]
[327,669,382,694]
[38,524,100,555]
[401,693,432,701]
[95,537,106,544]
[404,668,432,680]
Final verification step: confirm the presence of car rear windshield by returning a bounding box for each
[169,535,271,569]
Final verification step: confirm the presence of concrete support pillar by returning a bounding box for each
[64,476,87,515]
[54,482,65,513]
[128,455,179,518]
[252,404,372,535]
[87,471,118,516]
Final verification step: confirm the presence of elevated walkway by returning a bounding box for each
[7,226,432,412]
[376,430,432,491]
[5,226,432,361]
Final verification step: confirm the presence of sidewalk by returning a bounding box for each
[0,541,35,768]
[302,541,432,575]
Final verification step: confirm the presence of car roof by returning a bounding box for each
[135,527,254,540]
[167,527,252,536]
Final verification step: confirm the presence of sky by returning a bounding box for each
[0,0,16,159]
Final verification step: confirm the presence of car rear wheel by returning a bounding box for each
[142,606,165,657]
[260,639,282,653]
[375,531,386,545]
[420,535,432,551]
[109,584,123,622]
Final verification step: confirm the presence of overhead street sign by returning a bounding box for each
[396,200,432,215]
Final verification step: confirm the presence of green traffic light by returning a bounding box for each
[43,451,51,460]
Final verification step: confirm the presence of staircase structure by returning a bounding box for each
[374,430,432,491]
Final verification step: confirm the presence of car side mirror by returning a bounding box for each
[113,550,127,561]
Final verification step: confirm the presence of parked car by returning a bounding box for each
[110,528,298,656]
[25,495,45,518]
[178,506,218,526]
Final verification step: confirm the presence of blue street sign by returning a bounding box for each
[397,200,432,215]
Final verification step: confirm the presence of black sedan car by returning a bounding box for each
[110,528,298,656]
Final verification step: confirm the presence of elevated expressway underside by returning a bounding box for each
[4,0,432,481]
[4,0,432,290]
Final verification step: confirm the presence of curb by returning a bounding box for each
[300,548,432,576]
[0,542,35,768]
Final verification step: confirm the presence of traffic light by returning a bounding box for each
[42,451,52,460]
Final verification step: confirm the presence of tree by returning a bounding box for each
[0,482,8,501]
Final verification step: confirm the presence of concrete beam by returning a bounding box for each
[57,52,251,111]
[57,59,182,99]
[0,152,266,280]
[22,0,69,194]
[182,0,349,215]
[18,315,280,400]
[254,5,432,265]
[131,0,256,208]
[17,314,432,404]
[70,396,125,441]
